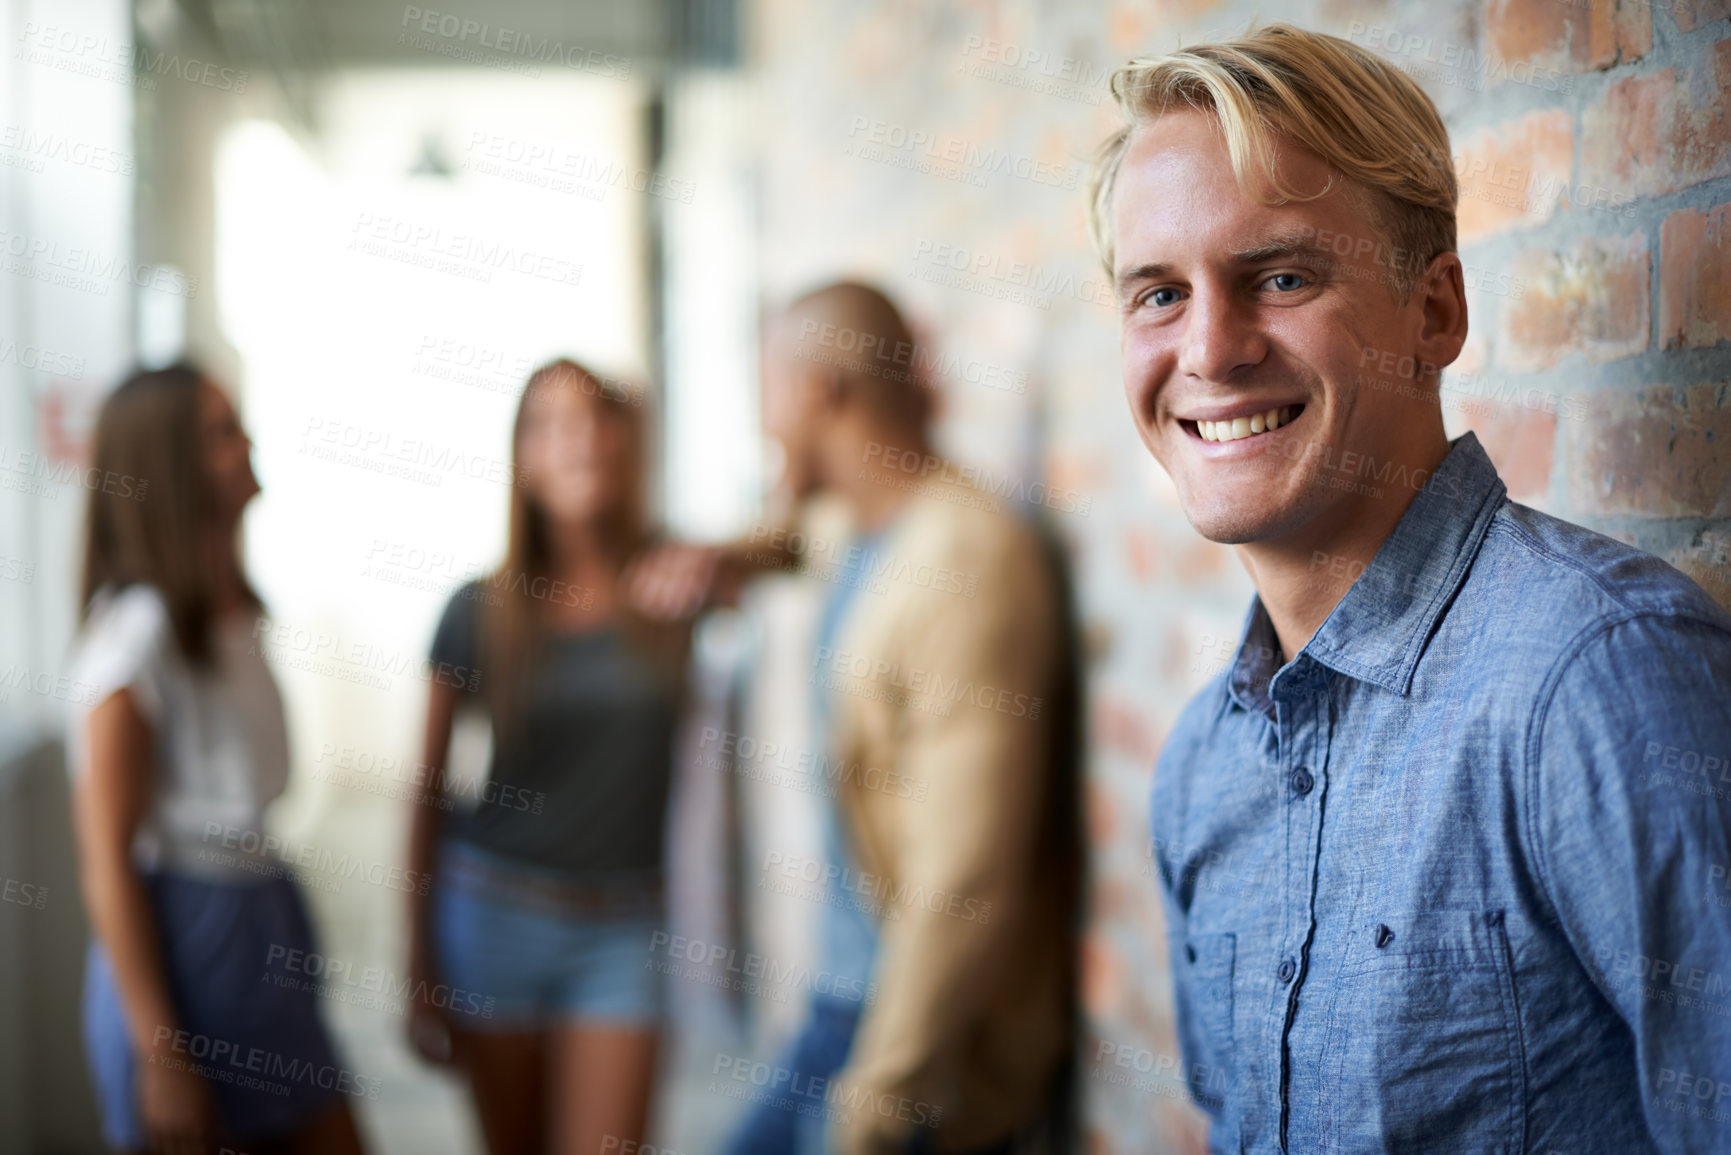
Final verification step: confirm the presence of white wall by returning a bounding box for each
[0,0,133,1147]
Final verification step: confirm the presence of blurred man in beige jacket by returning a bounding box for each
[636,282,1081,1154]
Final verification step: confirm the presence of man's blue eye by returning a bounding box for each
[1269,273,1305,291]
[1151,287,1182,307]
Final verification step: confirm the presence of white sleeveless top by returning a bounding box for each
[65,585,290,883]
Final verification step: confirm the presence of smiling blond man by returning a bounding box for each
[1095,23,1731,1154]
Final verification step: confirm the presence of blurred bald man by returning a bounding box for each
[643,282,1081,1154]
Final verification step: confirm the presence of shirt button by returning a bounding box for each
[1277,958,1297,984]
[1289,766,1314,797]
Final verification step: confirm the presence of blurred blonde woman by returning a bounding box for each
[405,360,686,1153]
[69,365,367,1155]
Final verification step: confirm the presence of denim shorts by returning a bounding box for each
[432,839,666,1031]
[82,873,348,1150]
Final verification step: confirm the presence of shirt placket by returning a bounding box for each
[1271,660,1330,1154]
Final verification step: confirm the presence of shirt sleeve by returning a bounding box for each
[429,585,483,694]
[1532,612,1731,1153]
[67,585,173,727]
[829,519,1059,1152]
[1151,688,1234,1118]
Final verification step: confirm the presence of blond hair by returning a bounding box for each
[1088,23,1458,298]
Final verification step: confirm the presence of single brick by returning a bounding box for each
[1565,384,1731,518]
[1093,694,1160,766]
[1661,528,1731,613]
[1081,930,1125,1016]
[1086,776,1119,847]
[1125,527,1160,583]
[1171,537,1231,584]
[1587,0,1652,70]
[1673,0,1731,35]
[1484,0,1650,73]
[1498,232,1650,370]
[1457,401,1558,502]
[1580,38,1731,200]
[1659,202,1731,349]
[1454,111,1574,241]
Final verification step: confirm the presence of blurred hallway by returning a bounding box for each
[3,1,1730,1153]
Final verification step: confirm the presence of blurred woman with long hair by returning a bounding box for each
[68,364,366,1154]
[405,359,686,1153]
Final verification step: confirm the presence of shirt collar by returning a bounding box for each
[1226,432,1507,711]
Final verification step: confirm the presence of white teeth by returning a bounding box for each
[1196,406,1298,442]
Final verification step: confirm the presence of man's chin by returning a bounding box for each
[1179,487,1314,547]
[1186,517,1272,547]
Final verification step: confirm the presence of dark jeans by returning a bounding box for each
[720,996,1014,1155]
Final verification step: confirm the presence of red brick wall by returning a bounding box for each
[1455,0,1731,605]
[747,2,1731,1149]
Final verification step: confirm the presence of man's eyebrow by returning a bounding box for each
[1229,233,1336,264]
[1115,234,1347,285]
[1114,261,1171,285]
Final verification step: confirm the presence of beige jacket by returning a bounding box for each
[809,476,1078,1153]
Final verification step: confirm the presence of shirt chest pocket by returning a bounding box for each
[1320,909,1526,1154]
[1178,932,1243,1152]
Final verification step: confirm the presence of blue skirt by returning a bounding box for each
[82,872,352,1149]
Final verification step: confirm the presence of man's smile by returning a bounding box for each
[1176,403,1306,446]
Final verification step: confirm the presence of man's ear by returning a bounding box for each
[1414,251,1469,375]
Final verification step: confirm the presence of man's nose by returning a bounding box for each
[1177,287,1267,383]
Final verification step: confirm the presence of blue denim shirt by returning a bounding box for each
[814,525,893,1006]
[1152,433,1731,1154]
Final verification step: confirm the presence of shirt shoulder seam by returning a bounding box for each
[1523,606,1731,941]
[1489,507,1715,623]
[1523,613,1635,975]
